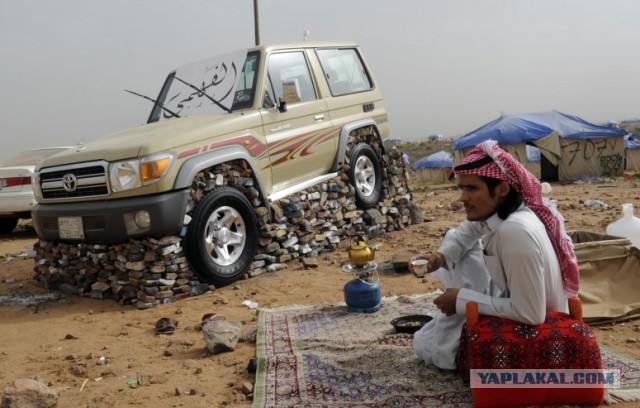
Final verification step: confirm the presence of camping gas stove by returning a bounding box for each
[341,261,381,313]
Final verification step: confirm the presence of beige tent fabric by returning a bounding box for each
[626,148,640,172]
[532,131,561,166]
[557,136,625,181]
[413,168,453,184]
[571,231,640,325]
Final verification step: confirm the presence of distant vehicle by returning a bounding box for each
[0,147,72,233]
[428,134,443,142]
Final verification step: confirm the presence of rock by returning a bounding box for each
[241,382,253,395]
[391,250,418,271]
[239,324,258,343]
[202,320,243,354]
[1,378,58,408]
[71,365,87,377]
[301,258,318,269]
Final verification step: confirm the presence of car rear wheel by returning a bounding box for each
[349,143,382,208]
[0,217,18,234]
[185,186,258,287]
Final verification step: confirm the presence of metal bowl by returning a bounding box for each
[390,314,433,334]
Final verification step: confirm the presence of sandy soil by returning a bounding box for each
[1,178,640,407]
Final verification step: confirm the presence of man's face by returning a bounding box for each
[456,174,507,221]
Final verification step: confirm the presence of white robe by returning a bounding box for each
[413,229,490,370]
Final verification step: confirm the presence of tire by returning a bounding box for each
[185,186,258,286]
[348,143,382,208]
[0,217,18,234]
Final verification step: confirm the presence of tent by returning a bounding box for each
[412,150,453,184]
[452,111,628,181]
[625,133,640,172]
[526,145,541,163]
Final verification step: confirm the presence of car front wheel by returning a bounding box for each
[349,143,382,208]
[185,186,258,286]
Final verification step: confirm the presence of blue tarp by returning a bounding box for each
[413,150,453,170]
[453,111,628,151]
[626,133,640,149]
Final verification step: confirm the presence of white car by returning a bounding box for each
[0,147,72,233]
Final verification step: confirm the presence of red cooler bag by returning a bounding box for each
[457,298,605,407]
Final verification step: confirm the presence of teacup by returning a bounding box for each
[410,259,429,277]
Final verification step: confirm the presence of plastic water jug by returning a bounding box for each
[606,203,640,248]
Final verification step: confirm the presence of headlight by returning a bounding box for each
[110,160,141,192]
[109,152,174,192]
[31,173,42,201]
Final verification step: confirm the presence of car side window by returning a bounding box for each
[316,48,373,96]
[232,52,259,110]
[265,52,317,105]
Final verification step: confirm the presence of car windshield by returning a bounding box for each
[2,148,70,167]
[148,50,260,123]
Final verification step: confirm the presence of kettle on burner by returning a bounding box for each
[348,235,376,267]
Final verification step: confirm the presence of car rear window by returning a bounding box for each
[316,48,373,96]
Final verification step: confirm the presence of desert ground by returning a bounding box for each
[2,175,640,407]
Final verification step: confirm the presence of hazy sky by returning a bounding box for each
[1,0,639,163]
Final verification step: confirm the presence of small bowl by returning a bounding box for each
[390,314,433,334]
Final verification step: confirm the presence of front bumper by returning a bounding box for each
[31,189,190,244]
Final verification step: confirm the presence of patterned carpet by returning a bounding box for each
[252,293,640,407]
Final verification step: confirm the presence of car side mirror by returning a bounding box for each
[277,98,288,113]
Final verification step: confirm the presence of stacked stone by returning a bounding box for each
[33,237,211,309]
[33,133,421,307]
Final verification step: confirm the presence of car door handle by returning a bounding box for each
[314,114,325,121]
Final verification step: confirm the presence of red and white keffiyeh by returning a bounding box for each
[453,140,580,298]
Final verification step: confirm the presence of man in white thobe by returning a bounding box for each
[410,140,579,371]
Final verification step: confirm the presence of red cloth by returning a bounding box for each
[453,140,580,298]
[457,312,604,407]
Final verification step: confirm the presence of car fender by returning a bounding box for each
[174,146,271,218]
[331,119,386,172]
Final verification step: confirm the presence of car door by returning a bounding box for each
[260,50,336,194]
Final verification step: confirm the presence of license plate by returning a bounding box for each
[58,216,85,240]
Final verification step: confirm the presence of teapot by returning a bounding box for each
[349,235,376,267]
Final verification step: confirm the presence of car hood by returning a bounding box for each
[37,114,249,170]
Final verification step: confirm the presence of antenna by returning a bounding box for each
[303,30,310,41]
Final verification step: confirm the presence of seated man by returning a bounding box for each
[410,140,579,370]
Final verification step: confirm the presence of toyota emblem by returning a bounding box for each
[62,174,78,192]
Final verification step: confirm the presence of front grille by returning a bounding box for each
[39,161,110,200]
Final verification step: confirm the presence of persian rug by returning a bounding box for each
[252,293,640,407]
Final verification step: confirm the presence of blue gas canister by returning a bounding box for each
[343,275,381,313]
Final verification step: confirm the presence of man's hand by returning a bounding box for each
[433,288,460,316]
[408,252,446,276]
